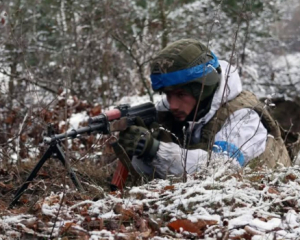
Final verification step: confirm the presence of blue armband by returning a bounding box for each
[212,141,245,166]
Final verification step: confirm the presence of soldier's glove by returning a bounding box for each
[118,118,160,161]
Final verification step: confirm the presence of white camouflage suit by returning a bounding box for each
[132,60,268,178]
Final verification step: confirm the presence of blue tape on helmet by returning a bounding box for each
[151,51,219,91]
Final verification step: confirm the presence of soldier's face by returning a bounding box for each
[165,89,197,121]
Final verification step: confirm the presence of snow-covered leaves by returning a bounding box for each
[1,164,300,239]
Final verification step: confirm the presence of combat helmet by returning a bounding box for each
[150,39,221,101]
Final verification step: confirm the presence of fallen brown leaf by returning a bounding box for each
[285,173,297,182]
[135,217,148,232]
[168,219,201,235]
[60,222,77,234]
[168,218,218,236]
[163,185,175,191]
[268,187,280,195]
[90,105,101,117]
[120,208,137,221]
[113,202,123,214]
[81,218,104,231]
[59,222,90,240]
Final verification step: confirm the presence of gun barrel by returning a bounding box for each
[44,123,106,144]
[43,102,156,145]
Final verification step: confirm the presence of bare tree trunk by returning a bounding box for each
[8,62,17,107]
[240,17,250,76]
[159,0,168,49]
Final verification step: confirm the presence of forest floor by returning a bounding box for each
[1,157,300,240]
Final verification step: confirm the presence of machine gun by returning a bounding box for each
[9,102,157,208]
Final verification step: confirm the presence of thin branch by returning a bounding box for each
[0,68,59,94]
[112,33,153,102]
[16,110,29,164]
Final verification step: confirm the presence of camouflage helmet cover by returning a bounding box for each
[150,39,221,92]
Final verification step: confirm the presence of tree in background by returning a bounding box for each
[0,0,299,164]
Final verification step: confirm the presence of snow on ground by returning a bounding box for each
[1,158,300,239]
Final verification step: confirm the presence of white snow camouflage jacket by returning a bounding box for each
[132,60,268,178]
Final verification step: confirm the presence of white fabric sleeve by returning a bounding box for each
[151,141,208,178]
[214,108,268,165]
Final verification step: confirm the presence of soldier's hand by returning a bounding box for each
[118,125,160,160]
